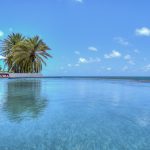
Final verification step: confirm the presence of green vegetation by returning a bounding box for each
[0,33,51,73]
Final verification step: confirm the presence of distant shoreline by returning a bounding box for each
[38,76,150,82]
[0,74,150,82]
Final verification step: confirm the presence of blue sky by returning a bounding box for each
[0,0,150,76]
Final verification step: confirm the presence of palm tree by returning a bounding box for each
[1,33,51,73]
[1,33,25,72]
[12,36,51,73]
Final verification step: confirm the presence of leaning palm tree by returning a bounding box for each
[11,36,51,73]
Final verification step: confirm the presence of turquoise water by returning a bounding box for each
[0,78,150,150]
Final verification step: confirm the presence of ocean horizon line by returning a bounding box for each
[1,75,150,81]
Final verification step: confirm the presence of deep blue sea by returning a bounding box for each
[0,78,150,150]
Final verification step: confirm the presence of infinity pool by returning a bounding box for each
[0,78,150,150]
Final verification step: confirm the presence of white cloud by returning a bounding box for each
[135,27,150,36]
[104,50,121,59]
[78,57,88,64]
[0,30,4,37]
[88,57,101,63]
[0,55,6,60]
[124,54,135,65]
[78,57,101,64]
[67,63,80,67]
[75,0,83,3]
[114,37,129,46]
[74,51,80,55]
[88,46,98,52]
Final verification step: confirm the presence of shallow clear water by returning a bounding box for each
[0,78,150,150]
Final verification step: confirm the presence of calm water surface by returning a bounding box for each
[0,78,150,150]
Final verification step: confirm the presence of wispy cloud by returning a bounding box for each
[88,46,98,52]
[114,37,129,46]
[106,67,112,71]
[124,54,135,65]
[0,30,4,38]
[78,57,101,64]
[74,51,80,55]
[67,63,80,67]
[104,50,121,59]
[135,27,150,36]
[67,62,80,68]
[124,54,131,60]
[67,64,72,67]
[88,57,101,63]
[75,64,80,67]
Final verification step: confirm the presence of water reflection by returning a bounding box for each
[3,79,48,122]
